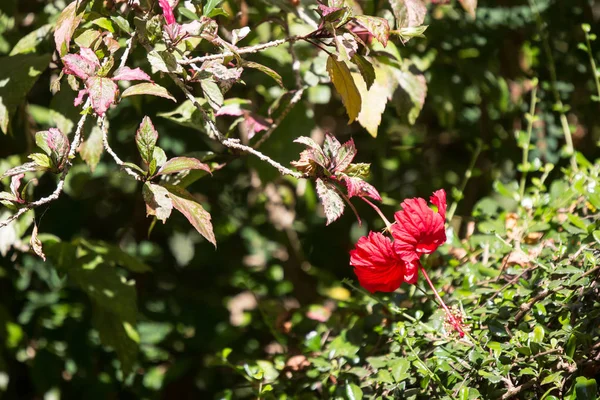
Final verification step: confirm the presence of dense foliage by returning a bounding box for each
[0,0,599,398]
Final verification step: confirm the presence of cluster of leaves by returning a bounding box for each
[1,0,600,399]
[292,133,380,224]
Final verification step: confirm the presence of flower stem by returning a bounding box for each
[361,197,393,230]
[519,84,538,200]
[418,264,465,337]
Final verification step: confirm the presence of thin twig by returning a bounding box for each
[99,117,143,180]
[519,85,538,199]
[253,88,305,148]
[222,139,302,178]
[0,99,91,229]
[179,37,297,65]
[446,139,482,221]
[118,32,136,70]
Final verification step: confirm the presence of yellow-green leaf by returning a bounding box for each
[326,55,362,123]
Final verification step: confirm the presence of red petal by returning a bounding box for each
[430,189,447,219]
[392,196,446,261]
[349,231,406,293]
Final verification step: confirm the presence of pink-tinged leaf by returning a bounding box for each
[158,0,176,25]
[458,0,477,18]
[74,89,88,107]
[164,184,216,247]
[156,157,211,177]
[35,128,70,171]
[388,0,427,28]
[85,77,118,116]
[136,116,158,165]
[121,83,176,102]
[142,182,173,223]
[62,50,100,80]
[315,178,345,225]
[30,223,46,261]
[54,1,83,56]
[79,126,104,172]
[103,36,121,54]
[112,66,152,82]
[243,113,270,140]
[215,103,245,117]
[294,136,321,151]
[1,162,46,179]
[340,175,381,201]
[334,138,357,172]
[318,4,345,19]
[10,174,25,204]
[323,133,342,161]
[354,15,391,47]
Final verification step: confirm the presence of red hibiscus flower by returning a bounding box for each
[392,189,447,263]
[350,232,410,293]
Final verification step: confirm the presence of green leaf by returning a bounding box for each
[147,50,182,74]
[316,178,345,225]
[35,128,70,172]
[91,17,115,33]
[326,55,362,123]
[242,61,284,88]
[27,153,51,169]
[136,116,158,165]
[345,382,363,400]
[203,0,225,16]
[121,83,176,102]
[350,54,375,90]
[392,25,428,43]
[164,184,216,246]
[156,157,211,176]
[393,69,427,125]
[111,15,132,34]
[76,239,152,273]
[574,377,597,400]
[200,79,224,111]
[74,29,102,49]
[142,183,173,223]
[92,306,138,375]
[10,24,52,56]
[79,125,104,172]
[593,230,600,246]
[0,54,51,134]
[390,358,411,382]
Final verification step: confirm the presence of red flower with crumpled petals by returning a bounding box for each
[350,232,409,293]
[392,189,447,263]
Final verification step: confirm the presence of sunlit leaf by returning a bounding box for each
[326,55,362,123]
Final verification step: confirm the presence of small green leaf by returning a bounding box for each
[200,79,224,111]
[156,157,211,176]
[135,116,158,165]
[345,382,363,400]
[574,377,597,400]
[164,184,216,246]
[121,83,176,102]
[350,54,375,90]
[242,61,284,88]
